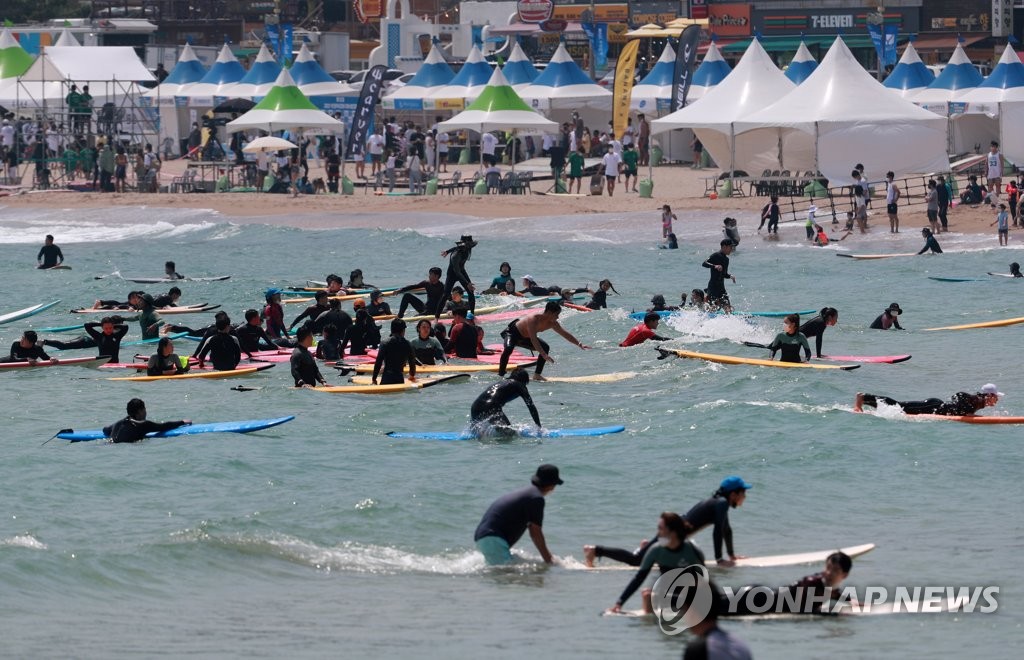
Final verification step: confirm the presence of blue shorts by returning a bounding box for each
[476,535,513,565]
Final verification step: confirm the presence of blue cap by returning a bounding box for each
[265,288,281,299]
[720,476,752,492]
[465,312,474,320]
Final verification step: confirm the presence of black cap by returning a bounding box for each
[532,464,564,487]
[459,235,478,247]
[887,302,903,314]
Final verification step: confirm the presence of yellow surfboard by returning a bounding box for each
[344,361,515,374]
[923,316,1024,331]
[314,374,470,393]
[108,367,261,381]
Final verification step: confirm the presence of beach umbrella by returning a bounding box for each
[213,97,256,113]
[784,42,818,85]
[243,136,298,152]
[0,29,34,79]
[225,44,282,99]
[226,69,343,133]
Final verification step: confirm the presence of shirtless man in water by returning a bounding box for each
[497,301,589,381]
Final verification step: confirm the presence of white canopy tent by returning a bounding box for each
[519,43,612,112]
[954,45,1024,166]
[174,44,246,104]
[734,38,949,185]
[650,39,794,175]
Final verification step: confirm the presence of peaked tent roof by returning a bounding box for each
[226,44,282,98]
[289,43,336,86]
[428,44,493,100]
[0,29,34,79]
[651,39,795,169]
[385,44,455,102]
[179,44,247,97]
[784,42,818,84]
[632,43,674,109]
[957,43,1024,103]
[912,44,983,107]
[55,29,79,47]
[518,43,611,107]
[883,42,934,96]
[142,43,207,98]
[735,38,948,184]
[19,46,153,82]
[692,43,731,88]
[226,68,344,133]
[436,68,558,133]
[502,42,540,88]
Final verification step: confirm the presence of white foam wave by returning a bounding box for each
[0,206,225,244]
[1,534,47,550]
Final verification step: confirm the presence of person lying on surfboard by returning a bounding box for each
[102,398,190,444]
[163,261,184,280]
[869,302,904,330]
[721,551,853,617]
[1010,262,1022,278]
[497,301,590,382]
[151,287,182,309]
[648,294,679,313]
[584,279,618,310]
[470,368,539,433]
[94,290,144,311]
[583,476,751,568]
[607,513,703,615]
[620,313,670,347]
[1,331,58,365]
[854,384,1002,416]
[768,314,811,364]
[918,227,943,255]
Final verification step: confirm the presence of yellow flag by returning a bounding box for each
[613,39,641,141]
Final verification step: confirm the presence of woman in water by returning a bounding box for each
[409,319,446,365]
[800,307,838,359]
[488,262,513,292]
[585,279,618,310]
[1010,262,1023,278]
[768,314,811,363]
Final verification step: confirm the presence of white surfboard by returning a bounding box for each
[575,543,875,571]
[537,372,638,384]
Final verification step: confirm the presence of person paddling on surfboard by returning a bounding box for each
[1,331,58,365]
[470,368,540,434]
[918,227,943,255]
[585,279,618,310]
[768,314,811,364]
[372,319,416,386]
[290,326,328,388]
[473,464,562,565]
[800,307,838,358]
[36,234,64,269]
[723,551,853,617]
[498,301,590,382]
[620,312,670,347]
[854,384,1002,416]
[869,302,904,330]
[1008,262,1023,278]
[147,337,188,376]
[102,398,190,444]
[648,294,679,313]
[163,261,184,280]
[606,513,704,616]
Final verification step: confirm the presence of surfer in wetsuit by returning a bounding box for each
[40,317,128,363]
[702,239,736,312]
[372,319,415,386]
[290,326,327,387]
[483,261,513,293]
[235,309,277,354]
[870,302,903,330]
[314,299,352,340]
[289,291,331,332]
[620,312,670,347]
[1,331,57,364]
[854,383,1001,416]
[800,307,838,358]
[606,513,704,615]
[1010,262,1023,278]
[340,307,380,356]
[470,368,540,431]
[410,319,446,365]
[498,301,590,381]
[768,314,811,363]
[585,279,618,310]
[918,227,943,255]
[195,316,242,370]
[447,310,486,358]
[37,234,64,269]
[584,475,751,568]
[723,552,853,617]
[648,294,679,313]
[102,398,190,444]
[147,337,188,376]
[366,290,392,318]
[164,261,184,280]
[262,289,292,346]
[396,267,444,318]
[435,235,477,319]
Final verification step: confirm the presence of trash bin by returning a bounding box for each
[555,176,567,193]
[803,180,826,198]
[426,178,439,195]
[651,145,664,166]
[341,176,355,195]
[459,147,471,165]
[717,179,733,197]
[638,178,654,198]
[473,177,487,195]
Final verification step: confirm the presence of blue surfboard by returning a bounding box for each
[928,276,986,282]
[386,425,626,441]
[57,415,295,442]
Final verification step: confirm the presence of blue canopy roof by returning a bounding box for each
[502,42,539,86]
[164,44,207,85]
[289,43,336,86]
[784,43,818,84]
[978,45,1024,90]
[403,44,456,88]
[925,45,983,91]
[638,43,674,87]
[883,43,934,91]
[445,45,492,88]
[692,43,731,87]
[198,44,246,85]
[531,43,594,88]
[238,45,281,85]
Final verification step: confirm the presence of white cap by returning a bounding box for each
[522,274,534,282]
[808,205,818,213]
[981,383,1004,396]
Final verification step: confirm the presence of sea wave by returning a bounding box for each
[1,534,47,550]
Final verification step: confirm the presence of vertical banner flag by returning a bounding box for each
[671,25,702,112]
[867,23,884,66]
[613,39,641,140]
[345,65,387,160]
[582,23,610,71]
[883,24,898,66]
[280,24,294,65]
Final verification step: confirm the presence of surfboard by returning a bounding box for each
[531,372,638,383]
[382,305,508,323]
[923,316,1024,331]
[819,354,912,364]
[928,276,985,282]
[107,366,263,381]
[0,356,110,370]
[0,301,61,325]
[630,309,809,321]
[705,543,876,568]
[836,252,918,260]
[123,276,232,283]
[71,304,221,315]
[341,362,508,374]
[35,323,86,333]
[987,272,1022,278]
[315,374,470,393]
[40,264,72,270]
[658,348,859,370]
[906,414,1024,425]
[386,425,626,440]
[57,415,295,442]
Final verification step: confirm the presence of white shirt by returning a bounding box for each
[610,139,623,156]
[569,131,577,152]
[481,133,497,156]
[408,154,421,174]
[623,124,635,145]
[367,134,386,155]
[987,150,1002,179]
[46,128,59,151]
[437,133,449,153]
[602,152,621,177]
[386,155,396,170]
[542,134,554,151]
[256,151,268,171]
[0,125,13,147]
[886,180,898,204]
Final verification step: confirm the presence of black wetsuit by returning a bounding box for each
[918,235,943,255]
[435,243,475,317]
[937,183,950,230]
[722,573,837,617]
[290,344,323,386]
[498,319,550,376]
[185,325,223,357]
[43,322,128,363]
[367,301,392,317]
[102,416,188,443]
[235,322,276,353]
[2,342,51,362]
[313,309,353,339]
[290,303,330,331]
[759,201,780,233]
[521,284,560,297]
[95,299,134,310]
[37,244,63,268]
[397,280,444,318]
[870,312,903,330]
[768,331,810,363]
[410,336,445,365]
[341,320,380,356]
[448,322,480,358]
[860,392,987,416]
[702,251,731,307]
[586,289,608,310]
[799,315,828,358]
[152,294,177,308]
[470,380,540,428]
[195,332,242,371]
[372,335,415,385]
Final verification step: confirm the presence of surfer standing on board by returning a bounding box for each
[854,384,1001,416]
[702,239,736,313]
[37,234,64,269]
[497,301,590,381]
[474,464,562,565]
[435,235,477,320]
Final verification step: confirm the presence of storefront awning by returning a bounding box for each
[907,34,988,52]
[489,23,585,36]
[721,35,875,54]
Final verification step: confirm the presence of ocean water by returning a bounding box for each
[0,205,1022,658]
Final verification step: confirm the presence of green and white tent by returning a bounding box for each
[0,28,33,79]
[437,68,556,134]
[226,69,343,134]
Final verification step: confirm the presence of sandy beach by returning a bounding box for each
[0,157,1010,237]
